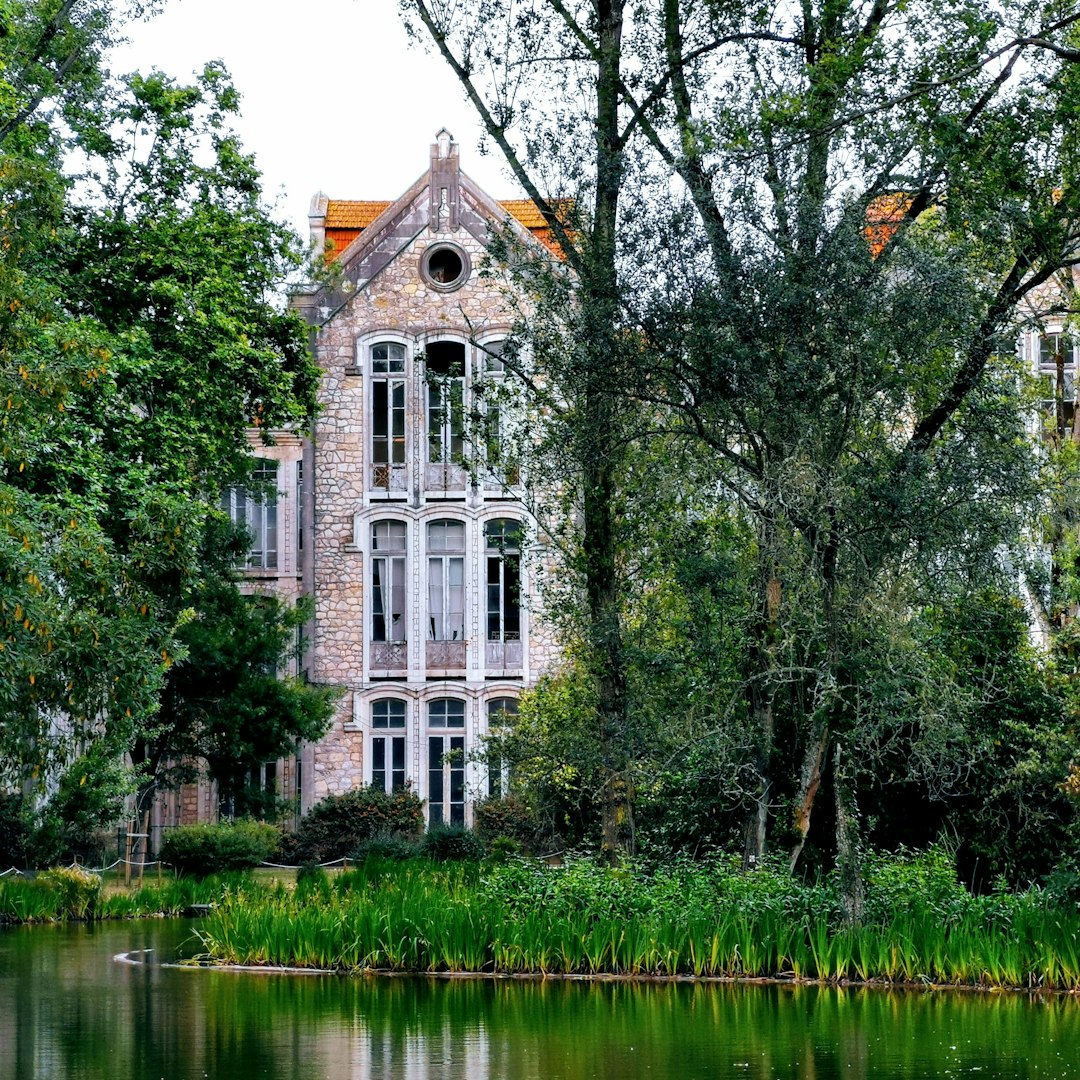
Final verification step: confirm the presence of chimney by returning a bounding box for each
[429,128,460,233]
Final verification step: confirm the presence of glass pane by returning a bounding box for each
[428,736,444,814]
[391,381,406,463]
[391,737,406,791]
[428,559,444,639]
[372,560,386,640]
[373,699,406,729]
[389,557,406,641]
[372,737,386,791]
[447,558,464,640]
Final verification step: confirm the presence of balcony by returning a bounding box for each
[370,641,408,671]
[486,636,523,669]
[424,462,467,493]
[426,639,467,671]
[370,463,407,493]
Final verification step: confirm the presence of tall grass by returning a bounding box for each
[0,871,255,923]
[191,851,1080,990]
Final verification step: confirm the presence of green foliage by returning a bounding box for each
[34,866,101,920]
[0,4,322,805]
[157,583,336,808]
[420,825,484,862]
[351,833,420,863]
[33,743,134,865]
[0,794,32,869]
[282,787,424,864]
[473,796,542,849]
[193,850,1080,987]
[159,820,280,878]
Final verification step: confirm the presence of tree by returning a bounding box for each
[404,0,1080,886]
[0,3,327,814]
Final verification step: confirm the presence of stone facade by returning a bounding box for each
[287,133,559,824]
[154,133,560,832]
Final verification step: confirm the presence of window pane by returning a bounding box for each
[372,737,386,791]
[373,699,406,729]
[391,737,406,791]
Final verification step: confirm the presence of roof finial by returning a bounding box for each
[436,128,453,159]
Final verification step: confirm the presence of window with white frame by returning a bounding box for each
[371,342,406,488]
[478,339,508,471]
[371,521,407,642]
[222,460,279,569]
[485,519,521,643]
[427,520,465,641]
[425,341,465,464]
[428,698,466,825]
[371,699,407,793]
[486,697,517,798]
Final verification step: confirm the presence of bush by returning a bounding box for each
[0,795,33,870]
[474,796,542,850]
[420,824,484,862]
[287,786,424,863]
[36,866,102,919]
[352,832,420,862]
[160,820,280,878]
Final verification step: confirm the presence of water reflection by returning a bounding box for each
[1,921,1078,1079]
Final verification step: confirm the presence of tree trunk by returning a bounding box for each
[789,721,829,872]
[833,740,864,925]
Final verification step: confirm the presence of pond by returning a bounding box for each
[1,919,1079,1079]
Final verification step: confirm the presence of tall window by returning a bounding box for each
[486,519,521,644]
[371,342,406,489]
[479,339,508,471]
[426,342,465,464]
[222,460,278,569]
[428,698,466,825]
[427,520,465,641]
[486,697,518,798]
[371,699,406,793]
[371,521,407,641]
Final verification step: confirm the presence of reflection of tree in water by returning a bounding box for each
[7,926,1080,1080]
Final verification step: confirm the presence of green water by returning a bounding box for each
[1,920,1079,1079]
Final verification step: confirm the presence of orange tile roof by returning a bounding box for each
[324,201,392,229]
[865,193,913,258]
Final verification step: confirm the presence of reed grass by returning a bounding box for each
[0,870,254,923]
[189,852,1080,990]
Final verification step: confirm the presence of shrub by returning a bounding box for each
[36,866,102,919]
[0,795,33,870]
[288,786,423,863]
[352,832,420,862]
[421,824,484,862]
[160,820,280,878]
[473,796,541,849]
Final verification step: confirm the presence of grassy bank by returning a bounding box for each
[0,867,260,923]
[193,850,1080,990]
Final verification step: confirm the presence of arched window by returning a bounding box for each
[371,520,407,670]
[370,341,406,491]
[428,698,466,825]
[371,699,407,793]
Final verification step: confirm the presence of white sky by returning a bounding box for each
[107,0,516,240]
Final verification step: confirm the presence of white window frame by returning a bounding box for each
[222,460,279,569]
[371,520,407,643]
[370,698,408,793]
[427,520,466,642]
[427,698,467,826]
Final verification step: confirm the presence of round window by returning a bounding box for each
[421,243,470,291]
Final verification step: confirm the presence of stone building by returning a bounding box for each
[174,130,557,833]
[159,131,559,833]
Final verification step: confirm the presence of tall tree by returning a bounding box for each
[0,3,327,815]
[405,0,1080,882]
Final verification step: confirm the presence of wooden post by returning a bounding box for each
[138,810,150,887]
[124,823,133,887]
